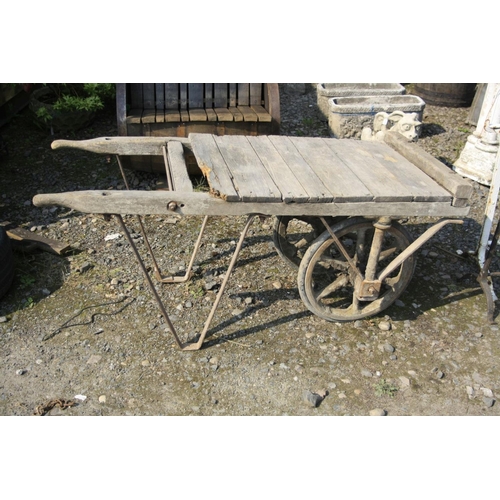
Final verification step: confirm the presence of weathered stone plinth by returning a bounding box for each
[328,95,425,139]
[453,135,498,185]
[453,83,500,186]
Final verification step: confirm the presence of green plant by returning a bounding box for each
[187,283,205,299]
[375,379,398,397]
[20,273,35,287]
[31,83,115,129]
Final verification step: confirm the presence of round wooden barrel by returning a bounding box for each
[413,83,477,107]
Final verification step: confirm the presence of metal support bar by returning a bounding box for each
[378,219,463,282]
[116,154,208,284]
[115,214,185,349]
[183,214,257,351]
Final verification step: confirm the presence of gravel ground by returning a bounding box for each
[0,83,499,416]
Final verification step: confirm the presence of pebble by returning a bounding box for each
[369,408,387,416]
[481,388,494,398]
[244,297,253,305]
[87,355,102,364]
[98,395,107,403]
[15,369,26,375]
[383,343,395,353]
[361,369,373,377]
[354,320,364,329]
[231,309,244,316]
[272,281,282,289]
[399,376,411,388]
[104,233,121,241]
[302,390,323,408]
[379,321,391,331]
[78,262,93,273]
[0,316,7,323]
[483,397,495,408]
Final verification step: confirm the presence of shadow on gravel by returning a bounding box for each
[198,287,313,348]
[420,123,446,138]
[0,248,70,317]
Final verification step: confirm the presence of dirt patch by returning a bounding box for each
[0,84,499,416]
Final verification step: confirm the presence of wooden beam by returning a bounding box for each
[32,190,470,218]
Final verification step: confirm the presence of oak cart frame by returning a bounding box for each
[33,132,474,350]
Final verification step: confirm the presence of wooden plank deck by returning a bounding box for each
[189,134,455,206]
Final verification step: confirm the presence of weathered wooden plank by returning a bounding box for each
[51,137,190,155]
[229,84,237,107]
[141,109,156,124]
[127,111,143,125]
[237,106,259,122]
[129,84,143,110]
[143,84,155,109]
[179,84,188,110]
[142,84,155,124]
[247,136,309,202]
[33,190,470,218]
[164,109,181,122]
[204,83,213,108]
[351,139,452,202]
[205,108,217,122]
[167,141,193,192]
[188,83,204,109]
[155,84,165,123]
[165,84,179,109]
[155,84,165,109]
[214,135,282,202]
[214,84,228,108]
[250,105,272,122]
[383,131,473,199]
[238,83,250,106]
[289,137,373,202]
[228,106,244,122]
[1,222,70,255]
[188,108,208,121]
[268,136,333,202]
[323,138,415,202]
[189,133,239,201]
[116,84,127,135]
[214,108,234,121]
[249,83,262,105]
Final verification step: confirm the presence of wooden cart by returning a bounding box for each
[33,131,473,350]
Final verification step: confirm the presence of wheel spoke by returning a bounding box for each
[316,256,349,271]
[316,273,349,300]
[379,246,398,262]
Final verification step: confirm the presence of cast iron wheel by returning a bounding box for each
[272,215,343,268]
[297,217,416,322]
[0,226,15,299]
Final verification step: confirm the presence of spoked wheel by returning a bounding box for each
[297,217,416,322]
[273,215,344,268]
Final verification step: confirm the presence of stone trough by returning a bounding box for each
[327,94,426,139]
[317,83,406,118]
